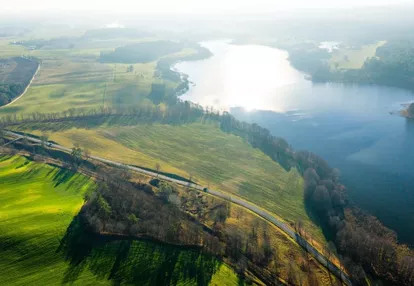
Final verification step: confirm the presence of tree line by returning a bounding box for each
[0,136,319,285]
[285,40,414,92]
[298,151,414,285]
[2,92,413,284]
[218,111,414,284]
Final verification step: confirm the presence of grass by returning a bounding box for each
[0,155,101,285]
[0,54,154,115]
[0,155,240,285]
[176,184,340,285]
[227,203,340,285]
[0,42,195,115]
[22,121,326,244]
[0,39,28,58]
[329,41,387,69]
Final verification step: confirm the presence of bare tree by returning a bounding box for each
[308,272,319,286]
[188,173,193,189]
[40,132,49,147]
[155,162,161,177]
[22,136,29,147]
[84,148,91,161]
[0,128,4,141]
[287,259,298,285]
[296,219,304,237]
[70,143,83,168]
[324,241,337,286]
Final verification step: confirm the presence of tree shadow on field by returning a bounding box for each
[57,216,222,285]
[51,168,77,188]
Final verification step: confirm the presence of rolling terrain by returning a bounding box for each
[18,121,327,244]
[0,31,348,285]
[0,155,241,285]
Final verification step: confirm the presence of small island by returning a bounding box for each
[401,102,414,118]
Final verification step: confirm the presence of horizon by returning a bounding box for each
[2,0,412,15]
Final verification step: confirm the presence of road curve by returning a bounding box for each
[4,130,352,285]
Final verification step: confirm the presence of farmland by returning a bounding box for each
[0,31,335,285]
[0,37,197,114]
[18,121,326,245]
[0,155,240,285]
[329,41,386,69]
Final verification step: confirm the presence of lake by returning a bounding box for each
[174,41,414,245]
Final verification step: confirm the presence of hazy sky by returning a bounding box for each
[3,0,411,14]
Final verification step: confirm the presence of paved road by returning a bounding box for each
[4,130,351,285]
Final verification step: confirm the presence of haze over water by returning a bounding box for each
[175,41,414,245]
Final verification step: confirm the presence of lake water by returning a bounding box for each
[175,41,414,245]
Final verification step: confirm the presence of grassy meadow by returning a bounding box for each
[225,203,339,285]
[0,33,331,279]
[0,48,154,115]
[329,41,386,69]
[19,121,326,244]
[0,36,197,115]
[0,155,241,285]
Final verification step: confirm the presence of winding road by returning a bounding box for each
[4,130,351,285]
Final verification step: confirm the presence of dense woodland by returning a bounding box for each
[100,41,183,63]
[0,57,38,106]
[286,40,414,92]
[83,28,151,40]
[156,44,212,92]
[2,41,414,283]
[78,165,291,285]
[2,99,414,284]
[0,83,24,106]
[11,28,152,50]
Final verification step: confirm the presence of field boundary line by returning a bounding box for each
[0,63,40,109]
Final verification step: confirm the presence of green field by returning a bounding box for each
[329,41,386,69]
[0,155,240,285]
[0,33,330,280]
[21,121,325,244]
[0,49,153,114]
[0,38,196,115]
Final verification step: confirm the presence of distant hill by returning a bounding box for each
[99,41,183,63]
[83,28,151,40]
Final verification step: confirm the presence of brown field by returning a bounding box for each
[0,57,38,84]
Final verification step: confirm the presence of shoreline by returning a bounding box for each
[0,62,40,109]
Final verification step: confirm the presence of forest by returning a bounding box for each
[1,94,414,284]
[99,41,183,63]
[0,57,38,106]
[285,40,414,92]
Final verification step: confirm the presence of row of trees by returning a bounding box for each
[286,40,414,92]
[0,101,216,128]
[297,149,414,285]
[3,74,412,283]
[81,168,223,253]
[2,128,339,285]
[337,209,414,285]
[219,112,295,171]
